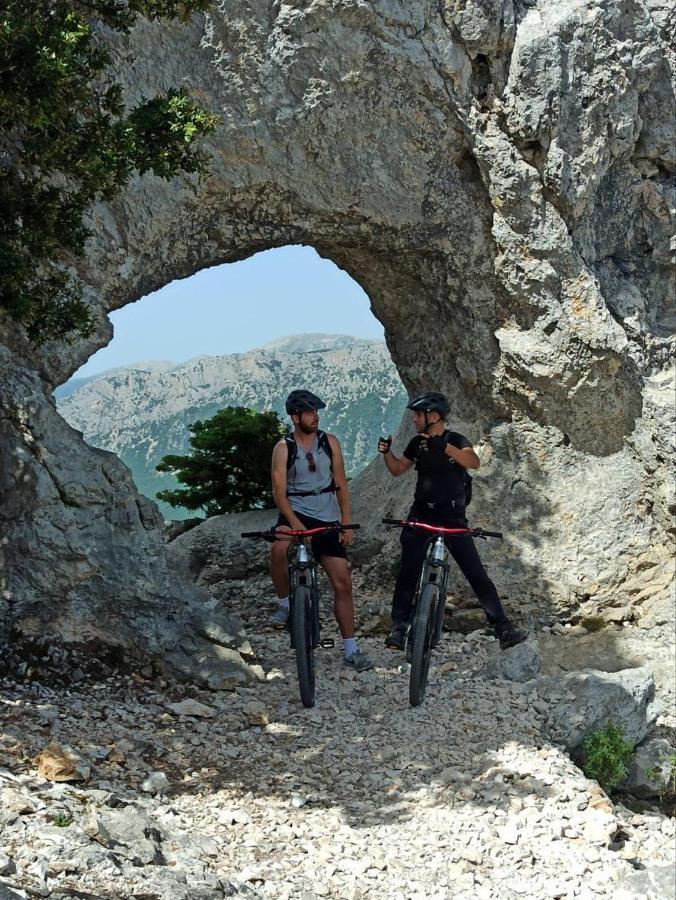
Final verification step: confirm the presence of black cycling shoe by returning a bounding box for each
[497,623,527,650]
[385,622,407,650]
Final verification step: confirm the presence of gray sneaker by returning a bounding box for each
[344,649,374,672]
[269,605,289,628]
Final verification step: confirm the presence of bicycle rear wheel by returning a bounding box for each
[291,585,316,708]
[409,581,438,707]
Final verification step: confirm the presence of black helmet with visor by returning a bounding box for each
[406,391,450,418]
[285,389,326,415]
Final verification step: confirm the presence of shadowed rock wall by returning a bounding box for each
[1,1,673,672]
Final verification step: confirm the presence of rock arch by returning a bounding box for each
[1,1,673,678]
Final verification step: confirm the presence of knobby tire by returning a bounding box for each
[291,585,315,708]
[409,581,438,707]
[431,579,447,648]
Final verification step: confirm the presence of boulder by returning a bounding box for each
[538,667,659,752]
[34,742,90,783]
[614,865,676,900]
[484,635,541,682]
[85,807,166,866]
[618,735,676,800]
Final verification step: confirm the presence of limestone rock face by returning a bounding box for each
[0,341,257,687]
[539,666,659,752]
[1,1,674,672]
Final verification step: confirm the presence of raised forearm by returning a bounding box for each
[445,444,480,470]
[382,451,408,476]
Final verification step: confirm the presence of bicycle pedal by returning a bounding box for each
[319,638,335,649]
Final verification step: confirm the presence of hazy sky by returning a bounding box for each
[75,245,384,377]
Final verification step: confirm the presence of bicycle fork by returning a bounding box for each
[422,535,450,648]
[288,542,321,650]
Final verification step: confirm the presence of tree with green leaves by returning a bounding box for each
[0,1,218,343]
[156,407,288,516]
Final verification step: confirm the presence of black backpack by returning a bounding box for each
[463,468,473,507]
[444,430,472,507]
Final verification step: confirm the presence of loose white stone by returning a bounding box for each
[167,699,216,718]
[141,771,169,795]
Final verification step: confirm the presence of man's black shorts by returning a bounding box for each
[274,512,347,560]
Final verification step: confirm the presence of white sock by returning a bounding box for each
[343,637,357,657]
[277,596,289,610]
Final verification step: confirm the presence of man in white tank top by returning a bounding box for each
[269,390,373,672]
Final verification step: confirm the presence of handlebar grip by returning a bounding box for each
[381,518,404,526]
[479,529,503,539]
[241,531,266,538]
[343,524,361,530]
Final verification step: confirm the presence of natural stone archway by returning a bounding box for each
[1,1,673,678]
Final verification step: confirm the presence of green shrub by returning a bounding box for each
[0,0,218,343]
[156,407,287,515]
[52,814,72,827]
[582,723,633,791]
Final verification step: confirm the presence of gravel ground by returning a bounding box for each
[0,578,674,899]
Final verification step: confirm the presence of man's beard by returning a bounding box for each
[299,421,318,435]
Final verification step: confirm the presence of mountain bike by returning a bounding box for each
[382,519,503,707]
[241,524,359,708]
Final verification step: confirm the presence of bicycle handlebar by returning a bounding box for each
[241,524,360,540]
[381,518,503,539]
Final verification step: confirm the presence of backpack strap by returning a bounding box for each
[285,430,333,470]
[285,434,298,471]
[317,430,333,465]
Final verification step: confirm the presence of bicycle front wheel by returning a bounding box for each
[291,585,316,708]
[409,581,439,707]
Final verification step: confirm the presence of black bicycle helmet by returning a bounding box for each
[406,391,450,417]
[285,389,327,414]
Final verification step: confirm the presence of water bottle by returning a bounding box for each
[432,537,445,562]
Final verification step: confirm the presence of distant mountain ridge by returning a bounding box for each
[54,361,177,400]
[57,335,407,519]
[53,335,371,399]
[260,333,369,353]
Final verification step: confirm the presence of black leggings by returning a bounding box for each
[391,510,509,629]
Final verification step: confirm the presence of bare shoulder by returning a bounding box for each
[326,433,342,452]
[272,438,289,462]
